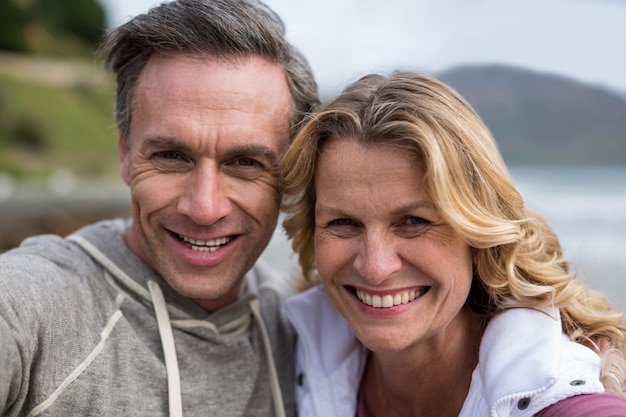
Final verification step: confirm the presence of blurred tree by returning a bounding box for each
[30,0,106,46]
[0,0,28,52]
[0,0,106,56]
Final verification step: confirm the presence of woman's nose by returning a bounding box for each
[353,231,402,284]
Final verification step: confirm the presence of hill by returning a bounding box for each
[438,64,626,165]
[0,53,117,181]
[1,58,625,183]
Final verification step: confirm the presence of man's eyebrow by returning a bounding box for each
[140,138,280,162]
[141,136,191,152]
[224,144,280,163]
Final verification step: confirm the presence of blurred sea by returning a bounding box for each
[262,166,626,313]
[2,166,623,312]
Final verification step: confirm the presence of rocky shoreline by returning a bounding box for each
[0,191,130,252]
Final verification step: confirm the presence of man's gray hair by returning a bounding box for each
[98,0,320,140]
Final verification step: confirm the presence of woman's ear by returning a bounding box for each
[472,247,479,264]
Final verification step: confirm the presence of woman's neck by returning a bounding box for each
[360,308,484,417]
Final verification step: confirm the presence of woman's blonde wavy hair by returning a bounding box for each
[281,71,626,394]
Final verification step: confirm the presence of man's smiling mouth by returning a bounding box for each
[179,235,234,252]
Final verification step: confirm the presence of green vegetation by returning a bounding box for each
[1,0,625,185]
[2,60,626,185]
[0,0,105,58]
[0,0,116,182]
[0,70,118,180]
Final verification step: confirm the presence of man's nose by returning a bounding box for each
[177,163,233,225]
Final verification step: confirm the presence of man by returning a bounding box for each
[0,0,319,415]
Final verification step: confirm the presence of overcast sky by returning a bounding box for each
[98,0,626,96]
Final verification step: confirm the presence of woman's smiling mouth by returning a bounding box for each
[354,287,430,308]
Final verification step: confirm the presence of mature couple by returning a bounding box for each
[1,0,625,416]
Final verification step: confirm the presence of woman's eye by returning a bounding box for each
[396,216,432,237]
[329,218,355,227]
[322,218,361,237]
[403,216,429,226]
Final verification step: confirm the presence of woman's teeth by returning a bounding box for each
[355,288,427,308]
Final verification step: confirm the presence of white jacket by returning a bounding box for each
[285,286,604,417]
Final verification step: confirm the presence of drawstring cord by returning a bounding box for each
[69,235,285,417]
[249,298,287,417]
[147,283,286,417]
[148,280,183,417]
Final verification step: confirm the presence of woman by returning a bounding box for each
[281,72,626,416]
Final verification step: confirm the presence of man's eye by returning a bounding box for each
[155,151,183,160]
[150,150,192,172]
[223,157,265,179]
[237,157,260,167]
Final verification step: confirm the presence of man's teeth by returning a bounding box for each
[356,288,426,308]
[180,235,232,252]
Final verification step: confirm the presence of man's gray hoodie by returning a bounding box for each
[0,219,295,417]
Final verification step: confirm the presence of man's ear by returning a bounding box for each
[118,131,130,186]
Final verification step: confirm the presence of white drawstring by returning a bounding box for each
[70,234,284,416]
[147,288,286,417]
[249,298,287,417]
[148,280,183,417]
